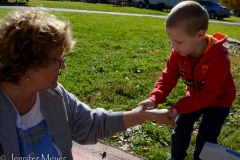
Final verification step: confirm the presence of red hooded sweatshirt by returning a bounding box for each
[149,33,236,114]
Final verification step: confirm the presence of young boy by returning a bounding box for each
[138,1,236,160]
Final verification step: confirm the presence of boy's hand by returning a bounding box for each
[171,108,179,120]
[138,99,156,109]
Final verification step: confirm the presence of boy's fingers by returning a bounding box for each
[155,113,177,127]
[157,119,176,127]
[137,102,146,106]
[166,119,177,127]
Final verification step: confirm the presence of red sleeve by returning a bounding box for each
[149,50,180,105]
[172,53,230,114]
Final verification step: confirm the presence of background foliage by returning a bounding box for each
[221,0,240,10]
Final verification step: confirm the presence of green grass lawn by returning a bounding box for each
[0,2,240,159]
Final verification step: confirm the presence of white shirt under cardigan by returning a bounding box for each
[15,93,62,158]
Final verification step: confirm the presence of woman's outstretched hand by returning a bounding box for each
[123,108,177,129]
[142,108,177,127]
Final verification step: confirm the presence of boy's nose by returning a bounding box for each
[171,43,177,50]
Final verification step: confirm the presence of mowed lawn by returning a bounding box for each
[0,2,240,159]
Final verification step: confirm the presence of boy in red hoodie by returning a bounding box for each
[138,1,236,160]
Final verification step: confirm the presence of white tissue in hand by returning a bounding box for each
[132,106,154,112]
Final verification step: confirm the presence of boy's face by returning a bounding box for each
[166,27,205,57]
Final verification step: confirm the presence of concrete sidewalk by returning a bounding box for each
[72,141,146,160]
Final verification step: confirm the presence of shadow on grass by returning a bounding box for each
[0,1,28,6]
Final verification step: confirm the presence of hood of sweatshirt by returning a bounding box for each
[201,32,228,61]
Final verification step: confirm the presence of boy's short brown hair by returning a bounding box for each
[165,1,209,37]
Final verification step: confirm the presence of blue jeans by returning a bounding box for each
[168,107,230,160]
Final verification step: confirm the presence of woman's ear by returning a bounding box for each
[25,68,38,78]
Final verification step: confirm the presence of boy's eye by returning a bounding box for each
[176,41,182,44]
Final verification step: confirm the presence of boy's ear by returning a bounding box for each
[197,30,206,39]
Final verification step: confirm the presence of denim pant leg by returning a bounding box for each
[194,107,230,160]
[170,110,203,160]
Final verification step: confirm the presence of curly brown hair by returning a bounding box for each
[0,9,75,85]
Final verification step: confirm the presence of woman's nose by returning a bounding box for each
[60,63,66,69]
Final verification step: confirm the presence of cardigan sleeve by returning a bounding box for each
[56,84,126,144]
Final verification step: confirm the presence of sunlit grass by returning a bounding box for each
[0,6,240,160]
